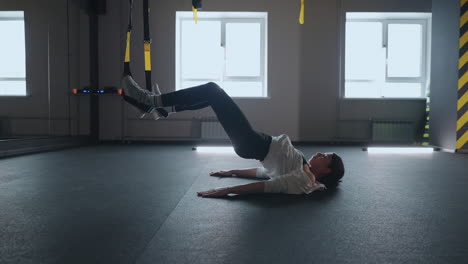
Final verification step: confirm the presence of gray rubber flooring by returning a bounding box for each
[1,143,467,264]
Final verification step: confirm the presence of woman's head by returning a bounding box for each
[308,152,345,189]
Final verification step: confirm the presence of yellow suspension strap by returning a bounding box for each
[143,0,152,91]
[458,0,468,150]
[122,0,149,107]
[123,0,134,78]
[299,0,304,24]
[192,0,202,24]
[121,0,167,116]
[143,0,168,117]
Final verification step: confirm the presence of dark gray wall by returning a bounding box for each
[430,0,459,150]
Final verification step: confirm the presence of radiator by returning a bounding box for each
[371,120,415,142]
[201,118,228,139]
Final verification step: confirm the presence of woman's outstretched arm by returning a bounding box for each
[197,182,265,198]
[209,168,258,178]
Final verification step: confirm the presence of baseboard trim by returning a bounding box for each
[0,136,92,158]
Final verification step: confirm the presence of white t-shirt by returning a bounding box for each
[256,134,326,194]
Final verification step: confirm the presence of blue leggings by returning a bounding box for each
[161,82,272,161]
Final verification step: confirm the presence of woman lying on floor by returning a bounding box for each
[121,77,345,198]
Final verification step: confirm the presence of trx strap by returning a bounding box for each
[123,0,168,117]
[142,0,168,117]
[299,0,304,24]
[192,0,202,23]
[143,0,152,91]
[123,0,133,76]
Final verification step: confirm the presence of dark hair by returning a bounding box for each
[319,153,344,189]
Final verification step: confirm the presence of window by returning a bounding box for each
[344,13,431,99]
[0,11,26,96]
[176,12,268,97]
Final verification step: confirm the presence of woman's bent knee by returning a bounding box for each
[206,82,221,89]
[205,82,224,93]
[202,82,226,98]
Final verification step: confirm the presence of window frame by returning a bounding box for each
[0,11,27,97]
[342,13,431,99]
[175,12,268,98]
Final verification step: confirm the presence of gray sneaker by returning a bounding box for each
[121,75,157,114]
[140,83,167,120]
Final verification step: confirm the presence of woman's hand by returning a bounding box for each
[197,188,231,198]
[209,170,234,177]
